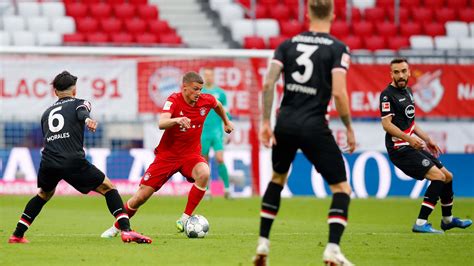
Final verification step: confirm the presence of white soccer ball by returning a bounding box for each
[184,214,209,238]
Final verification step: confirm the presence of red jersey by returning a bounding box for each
[155,92,217,159]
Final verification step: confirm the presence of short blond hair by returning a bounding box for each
[308,0,334,20]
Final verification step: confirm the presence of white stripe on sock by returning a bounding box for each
[422,202,435,209]
[327,218,348,226]
[260,212,276,219]
[116,214,129,221]
[19,220,30,228]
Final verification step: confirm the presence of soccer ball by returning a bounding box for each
[184,215,209,238]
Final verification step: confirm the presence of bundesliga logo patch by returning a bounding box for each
[382,102,390,112]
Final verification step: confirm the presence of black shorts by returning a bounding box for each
[388,146,444,180]
[272,126,346,185]
[38,160,105,194]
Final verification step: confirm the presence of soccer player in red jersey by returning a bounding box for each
[101,71,234,238]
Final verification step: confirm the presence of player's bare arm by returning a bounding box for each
[213,100,234,134]
[260,62,282,148]
[84,118,98,133]
[381,115,424,150]
[158,112,191,130]
[414,124,442,156]
[332,71,356,153]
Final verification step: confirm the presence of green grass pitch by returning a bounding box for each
[1,196,473,265]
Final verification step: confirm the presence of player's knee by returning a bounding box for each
[271,171,287,186]
[428,169,446,182]
[96,177,116,195]
[38,189,54,201]
[330,181,351,195]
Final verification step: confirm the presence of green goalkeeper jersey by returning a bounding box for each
[202,85,227,137]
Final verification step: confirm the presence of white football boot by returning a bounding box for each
[101,225,120,238]
[323,243,354,266]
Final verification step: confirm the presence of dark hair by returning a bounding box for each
[52,71,77,91]
[182,71,203,84]
[390,57,409,65]
[308,0,333,20]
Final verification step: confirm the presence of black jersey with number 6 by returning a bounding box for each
[40,97,91,168]
[272,31,350,132]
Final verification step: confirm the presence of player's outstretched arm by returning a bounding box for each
[158,112,191,130]
[213,101,233,134]
[332,71,355,153]
[260,62,282,148]
[381,115,424,150]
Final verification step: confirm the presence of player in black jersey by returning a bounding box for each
[380,58,472,234]
[8,71,152,244]
[253,1,355,265]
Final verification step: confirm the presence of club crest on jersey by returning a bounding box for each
[422,159,430,167]
[200,107,206,116]
[405,105,415,118]
[412,69,444,113]
[382,102,390,112]
[143,172,151,181]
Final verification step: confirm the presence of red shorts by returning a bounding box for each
[140,155,207,191]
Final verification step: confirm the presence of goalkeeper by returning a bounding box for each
[201,67,231,199]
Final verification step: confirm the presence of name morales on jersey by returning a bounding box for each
[291,35,334,45]
[286,83,317,95]
[46,132,70,142]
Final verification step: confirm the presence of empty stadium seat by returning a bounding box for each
[106,0,125,4]
[37,32,62,46]
[410,35,434,49]
[135,33,158,44]
[244,36,266,49]
[114,4,136,20]
[129,0,148,5]
[231,19,254,44]
[65,3,88,19]
[125,18,147,34]
[447,0,468,8]
[364,7,385,22]
[387,7,409,22]
[435,8,456,24]
[0,2,15,16]
[459,9,474,23]
[3,16,25,32]
[365,36,386,51]
[269,35,287,49]
[27,17,50,32]
[270,4,290,21]
[376,22,398,38]
[353,0,375,9]
[411,7,433,24]
[459,37,474,49]
[336,7,362,22]
[424,23,445,37]
[254,4,268,19]
[111,32,133,43]
[434,36,459,50]
[400,21,422,37]
[0,31,11,45]
[100,18,123,33]
[219,4,244,27]
[331,21,350,39]
[12,31,36,46]
[90,3,112,18]
[77,17,99,33]
[352,21,374,37]
[342,35,362,50]
[376,0,395,9]
[388,36,409,50]
[160,33,182,45]
[256,19,280,40]
[18,2,41,17]
[137,5,159,20]
[87,32,109,43]
[148,20,172,35]
[423,0,445,8]
[41,2,65,17]
[446,22,469,38]
[52,17,76,34]
[280,20,304,37]
[400,0,421,9]
[63,33,85,44]
[210,0,232,12]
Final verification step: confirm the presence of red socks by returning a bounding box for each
[184,184,206,216]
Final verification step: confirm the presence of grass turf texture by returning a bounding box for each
[1,196,473,265]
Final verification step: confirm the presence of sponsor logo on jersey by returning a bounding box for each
[412,69,444,113]
[200,107,206,116]
[382,102,390,112]
[422,159,430,167]
[148,67,183,108]
[398,98,406,102]
[405,105,415,118]
[163,101,173,111]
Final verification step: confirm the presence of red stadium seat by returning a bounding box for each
[459,9,474,23]
[100,18,123,33]
[130,0,148,5]
[388,36,409,50]
[352,21,374,37]
[254,4,268,19]
[376,22,398,37]
[447,0,468,8]
[137,5,159,20]
[260,0,279,6]
[106,0,126,4]
[125,18,147,34]
[148,20,171,35]
[376,0,395,9]
[270,4,290,22]
[330,21,350,39]
[244,36,266,49]
[400,0,421,9]
[76,17,99,33]
[83,0,101,4]
[364,7,386,22]
[111,32,133,43]
[364,36,386,51]
[387,7,409,22]
[65,3,88,18]
[87,32,109,43]
[283,0,299,5]
[334,0,346,9]
[238,0,250,8]
[160,33,182,45]
[280,20,304,37]
[63,33,85,44]
[342,35,362,50]
[423,0,445,8]
[269,36,287,49]
[411,7,433,24]
[135,33,158,44]
[337,7,362,22]
[90,3,112,18]
[400,21,422,37]
[114,3,136,20]
[423,22,446,37]
[435,8,457,24]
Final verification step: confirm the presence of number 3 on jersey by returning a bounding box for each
[48,106,65,133]
[291,44,319,84]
